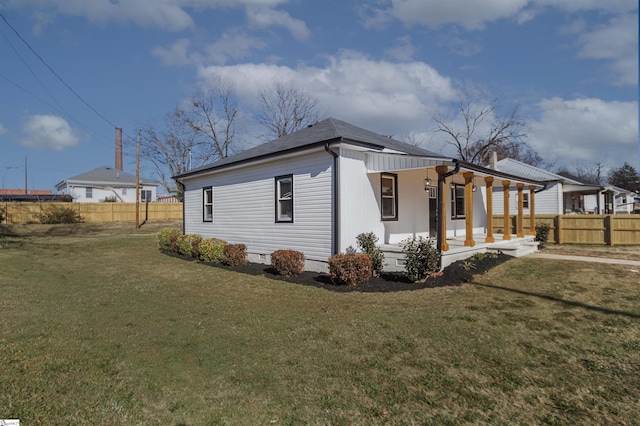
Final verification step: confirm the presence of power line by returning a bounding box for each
[0,25,68,115]
[0,73,114,148]
[0,12,136,141]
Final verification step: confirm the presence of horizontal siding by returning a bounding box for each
[182,151,333,261]
[492,183,562,215]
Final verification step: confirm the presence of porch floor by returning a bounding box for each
[380,233,538,272]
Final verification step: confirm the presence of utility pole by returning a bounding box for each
[24,157,28,195]
[136,130,141,229]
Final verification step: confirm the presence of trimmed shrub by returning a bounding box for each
[356,232,385,275]
[224,243,247,267]
[39,205,83,224]
[535,222,550,247]
[176,234,202,258]
[402,236,440,283]
[199,238,227,263]
[158,228,181,251]
[271,249,305,276]
[328,253,372,286]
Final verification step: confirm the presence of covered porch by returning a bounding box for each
[380,233,539,272]
[364,153,544,271]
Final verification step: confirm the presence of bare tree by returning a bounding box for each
[432,89,528,166]
[134,77,242,200]
[258,81,321,139]
[137,107,200,199]
[184,76,240,160]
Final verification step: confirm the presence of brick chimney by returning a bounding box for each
[115,127,123,171]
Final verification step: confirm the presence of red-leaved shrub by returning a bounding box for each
[223,243,247,267]
[328,253,373,286]
[271,249,305,276]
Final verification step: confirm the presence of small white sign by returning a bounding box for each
[0,420,20,426]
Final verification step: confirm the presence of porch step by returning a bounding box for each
[487,240,539,257]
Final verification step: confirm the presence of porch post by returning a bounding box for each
[528,185,537,236]
[502,180,511,240]
[464,172,475,246]
[485,176,495,243]
[517,183,525,238]
[436,165,450,251]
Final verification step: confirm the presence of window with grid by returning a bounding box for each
[381,173,398,221]
[203,187,213,222]
[275,175,293,222]
[451,184,465,219]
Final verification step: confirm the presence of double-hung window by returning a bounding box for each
[86,187,93,199]
[203,187,213,222]
[381,173,398,221]
[275,175,293,222]
[451,184,465,219]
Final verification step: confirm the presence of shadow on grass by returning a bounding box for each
[471,281,640,319]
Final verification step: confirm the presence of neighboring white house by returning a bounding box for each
[174,118,543,271]
[55,166,159,203]
[490,158,635,215]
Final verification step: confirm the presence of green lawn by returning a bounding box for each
[1,223,639,425]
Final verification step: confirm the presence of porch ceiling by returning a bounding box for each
[365,153,454,173]
[366,153,545,188]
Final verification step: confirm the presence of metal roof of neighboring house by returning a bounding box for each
[176,117,446,179]
[56,166,159,188]
[495,158,583,184]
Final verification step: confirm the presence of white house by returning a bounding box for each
[174,118,543,271]
[55,166,159,203]
[491,158,636,215]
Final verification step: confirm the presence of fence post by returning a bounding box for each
[605,215,614,246]
[556,215,562,244]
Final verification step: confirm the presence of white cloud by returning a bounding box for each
[246,7,310,40]
[577,13,638,86]
[204,30,267,65]
[0,123,7,135]
[384,36,416,61]
[153,31,266,66]
[20,115,81,151]
[528,97,638,168]
[152,38,202,66]
[197,51,457,134]
[366,0,529,30]
[7,0,294,32]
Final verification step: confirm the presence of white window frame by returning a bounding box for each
[86,187,93,199]
[275,175,293,223]
[381,173,398,221]
[203,187,213,222]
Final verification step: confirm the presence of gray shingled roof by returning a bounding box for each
[177,117,446,178]
[59,166,158,186]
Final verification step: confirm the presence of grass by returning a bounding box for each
[1,222,639,424]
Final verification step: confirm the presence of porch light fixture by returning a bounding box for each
[424,178,431,191]
[472,185,477,192]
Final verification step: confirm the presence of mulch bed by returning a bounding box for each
[170,252,511,293]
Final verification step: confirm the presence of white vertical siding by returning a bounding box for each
[339,150,432,248]
[339,150,385,251]
[182,151,333,262]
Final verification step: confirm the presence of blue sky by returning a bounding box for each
[0,0,637,192]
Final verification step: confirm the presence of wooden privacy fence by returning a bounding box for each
[1,202,183,224]
[493,214,640,245]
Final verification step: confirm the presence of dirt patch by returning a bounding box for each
[176,253,511,293]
